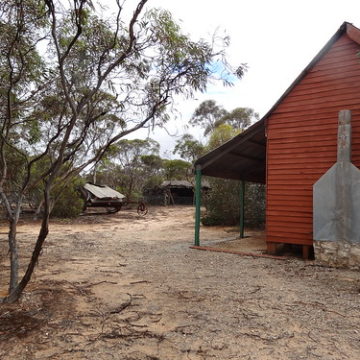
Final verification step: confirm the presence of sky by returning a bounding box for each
[125,0,360,157]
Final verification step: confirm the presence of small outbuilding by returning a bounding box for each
[144,180,210,205]
[194,22,360,264]
[161,180,196,205]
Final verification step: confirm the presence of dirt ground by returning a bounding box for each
[1,206,360,360]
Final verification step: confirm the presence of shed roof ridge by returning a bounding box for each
[345,22,360,45]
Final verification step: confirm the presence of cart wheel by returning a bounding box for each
[106,204,122,214]
[137,202,148,216]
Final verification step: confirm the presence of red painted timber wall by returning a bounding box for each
[266,34,360,246]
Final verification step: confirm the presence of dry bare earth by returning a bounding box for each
[1,206,360,360]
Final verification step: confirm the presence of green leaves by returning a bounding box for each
[206,123,240,150]
[217,107,259,130]
[0,0,244,304]
[189,100,227,135]
[26,120,41,145]
[173,134,204,163]
[1,0,240,206]
[162,159,192,181]
[190,100,257,136]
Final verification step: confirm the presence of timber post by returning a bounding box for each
[194,166,202,246]
[240,180,245,238]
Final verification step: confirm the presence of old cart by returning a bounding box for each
[79,183,148,216]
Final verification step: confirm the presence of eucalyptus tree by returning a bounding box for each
[218,107,259,130]
[108,138,160,199]
[0,0,244,303]
[173,133,204,163]
[189,100,228,136]
[163,159,192,181]
[190,100,257,136]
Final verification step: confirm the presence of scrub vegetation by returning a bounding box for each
[0,0,243,303]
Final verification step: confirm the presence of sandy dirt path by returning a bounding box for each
[1,206,360,359]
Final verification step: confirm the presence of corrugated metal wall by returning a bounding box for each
[266,34,360,245]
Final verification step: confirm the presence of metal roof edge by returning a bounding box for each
[194,118,265,169]
[346,22,360,45]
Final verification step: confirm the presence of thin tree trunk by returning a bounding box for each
[169,190,175,205]
[5,198,22,295]
[2,189,50,303]
[34,199,44,218]
[127,177,134,201]
[8,218,19,292]
[93,165,97,184]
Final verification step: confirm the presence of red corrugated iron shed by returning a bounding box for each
[195,22,360,257]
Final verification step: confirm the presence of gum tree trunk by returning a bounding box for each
[1,190,50,304]
[8,218,19,293]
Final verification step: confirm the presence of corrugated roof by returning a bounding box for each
[84,183,125,199]
[195,119,266,182]
[161,180,210,188]
[195,22,360,183]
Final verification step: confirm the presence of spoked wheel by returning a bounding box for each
[137,202,148,216]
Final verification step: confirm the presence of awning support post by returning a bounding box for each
[240,180,245,238]
[194,166,202,246]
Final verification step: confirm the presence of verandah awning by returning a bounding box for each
[194,119,266,183]
[193,119,266,246]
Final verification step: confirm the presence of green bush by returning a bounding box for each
[201,179,265,228]
[127,191,143,202]
[201,178,241,226]
[244,183,265,228]
[51,178,85,218]
[201,214,227,226]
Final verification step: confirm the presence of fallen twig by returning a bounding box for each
[130,280,150,285]
[238,331,294,341]
[109,295,132,314]
[249,286,264,294]
[81,281,118,288]
[294,301,347,318]
[308,331,317,343]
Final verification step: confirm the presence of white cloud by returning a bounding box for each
[124,0,360,155]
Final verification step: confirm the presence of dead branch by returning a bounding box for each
[129,280,150,285]
[293,301,347,318]
[109,295,132,314]
[81,281,118,289]
[99,326,165,342]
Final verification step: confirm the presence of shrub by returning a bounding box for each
[244,183,265,228]
[51,178,85,218]
[201,179,265,228]
[201,178,241,226]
